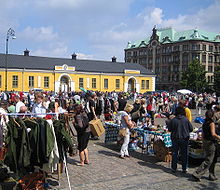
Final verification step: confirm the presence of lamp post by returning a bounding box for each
[5,28,16,91]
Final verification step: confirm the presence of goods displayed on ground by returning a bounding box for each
[189,126,205,159]
[105,114,207,162]
[104,121,173,162]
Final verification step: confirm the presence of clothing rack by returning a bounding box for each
[0,112,66,116]
[1,111,72,189]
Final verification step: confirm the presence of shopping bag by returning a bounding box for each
[118,128,127,137]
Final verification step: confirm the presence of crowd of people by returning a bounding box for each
[0,89,220,181]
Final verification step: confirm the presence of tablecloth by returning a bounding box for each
[104,122,120,143]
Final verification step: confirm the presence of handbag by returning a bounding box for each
[118,128,127,137]
[131,106,141,121]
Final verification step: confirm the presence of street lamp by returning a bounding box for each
[5,28,16,91]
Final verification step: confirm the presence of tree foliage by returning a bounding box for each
[214,64,220,96]
[180,59,207,92]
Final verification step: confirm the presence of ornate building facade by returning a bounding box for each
[125,27,220,90]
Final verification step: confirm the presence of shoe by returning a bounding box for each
[192,174,201,182]
[171,168,176,173]
[119,155,125,159]
[209,174,218,181]
[84,161,90,165]
[76,163,84,166]
[93,136,99,140]
[182,169,188,174]
[125,155,130,158]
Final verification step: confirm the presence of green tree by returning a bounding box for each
[180,59,207,92]
[214,64,220,96]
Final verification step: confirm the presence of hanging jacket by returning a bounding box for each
[23,119,40,165]
[53,118,74,162]
[4,118,31,176]
[35,118,55,164]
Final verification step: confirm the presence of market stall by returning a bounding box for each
[104,122,172,162]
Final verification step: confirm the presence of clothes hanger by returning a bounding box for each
[13,118,21,128]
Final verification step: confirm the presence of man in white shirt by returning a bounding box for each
[14,95,25,113]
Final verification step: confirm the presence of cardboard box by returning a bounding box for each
[89,119,105,137]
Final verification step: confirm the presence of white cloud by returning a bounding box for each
[77,53,94,60]
[88,1,220,61]
[36,0,86,9]
[31,42,68,58]
[21,26,58,42]
[144,7,163,25]
[161,1,220,32]
[1,0,220,61]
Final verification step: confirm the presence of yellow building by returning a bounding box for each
[0,51,155,93]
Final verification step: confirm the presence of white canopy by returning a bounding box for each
[177,89,193,94]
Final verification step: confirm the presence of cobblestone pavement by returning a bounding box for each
[51,109,220,190]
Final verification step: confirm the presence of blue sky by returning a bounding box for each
[0,0,219,61]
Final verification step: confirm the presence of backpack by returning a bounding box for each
[74,113,89,134]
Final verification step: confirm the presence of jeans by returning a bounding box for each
[171,139,189,171]
[193,140,218,179]
[120,128,130,157]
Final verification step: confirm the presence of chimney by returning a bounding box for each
[24,48,30,56]
[112,56,117,62]
[72,53,77,60]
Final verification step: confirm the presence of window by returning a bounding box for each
[202,54,206,62]
[141,80,145,90]
[192,53,200,60]
[173,45,179,51]
[12,75,18,88]
[126,51,132,57]
[209,45,213,52]
[92,78,96,89]
[145,80,149,89]
[0,75,1,88]
[29,76,34,87]
[133,51,137,56]
[44,77,49,88]
[182,65,187,71]
[208,66,213,73]
[104,79,108,89]
[203,44,206,51]
[116,79,120,89]
[208,56,213,63]
[182,53,188,62]
[139,58,147,64]
[79,78,84,88]
[141,80,149,89]
[183,45,188,51]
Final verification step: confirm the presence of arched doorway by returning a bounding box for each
[128,78,136,92]
[60,76,70,92]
